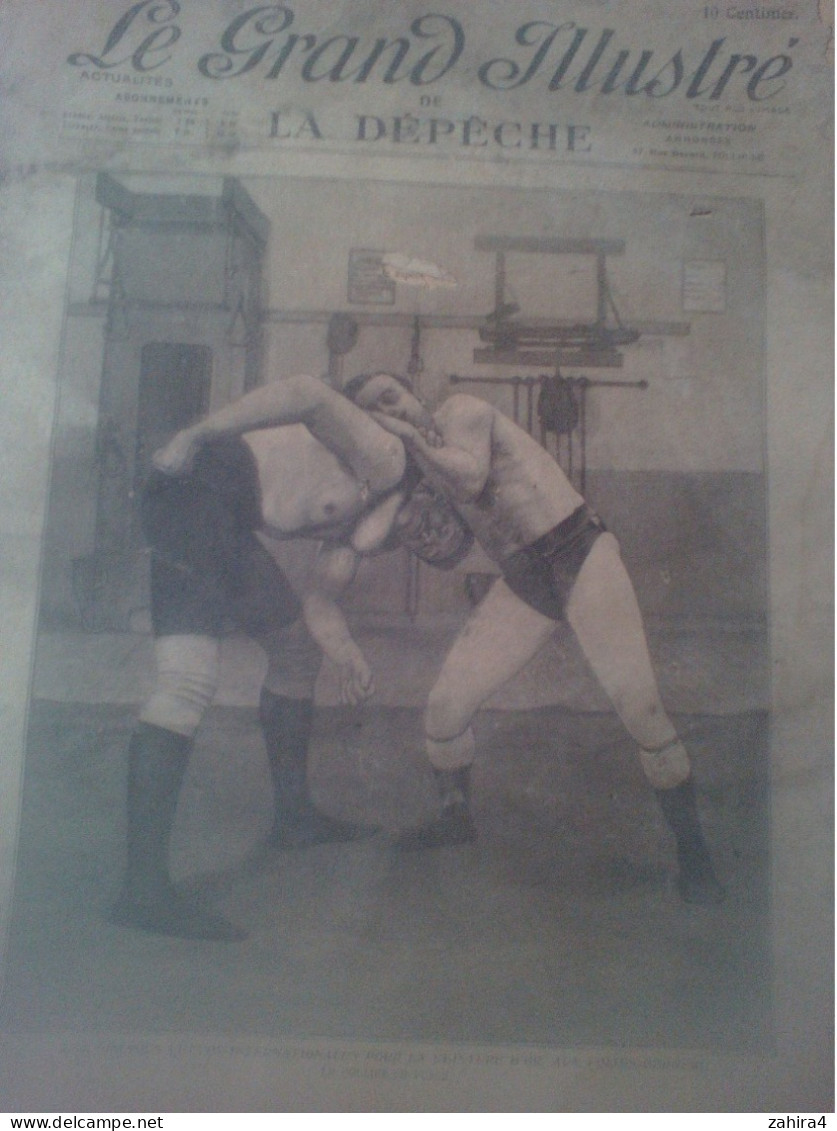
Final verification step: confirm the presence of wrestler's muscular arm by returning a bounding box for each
[302,490,406,705]
[155,374,405,494]
[372,394,493,504]
[302,543,371,706]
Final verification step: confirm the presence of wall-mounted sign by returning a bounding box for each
[347,248,396,305]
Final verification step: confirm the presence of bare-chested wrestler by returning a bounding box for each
[111,374,419,941]
[338,371,725,906]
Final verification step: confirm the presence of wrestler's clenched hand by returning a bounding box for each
[337,644,375,706]
[152,426,201,475]
[369,411,443,448]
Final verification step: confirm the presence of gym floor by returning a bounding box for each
[0,617,771,1069]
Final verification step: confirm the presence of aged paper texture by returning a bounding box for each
[0,0,832,1113]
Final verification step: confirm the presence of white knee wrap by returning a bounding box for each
[638,737,691,790]
[426,727,476,772]
[139,635,220,738]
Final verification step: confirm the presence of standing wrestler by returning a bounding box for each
[112,374,410,941]
[340,372,725,905]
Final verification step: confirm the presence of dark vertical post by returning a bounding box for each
[579,377,588,493]
[496,250,506,317]
[596,252,608,328]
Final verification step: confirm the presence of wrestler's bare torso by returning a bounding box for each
[243,425,380,539]
[154,374,406,547]
[425,396,584,561]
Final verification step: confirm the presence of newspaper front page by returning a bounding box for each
[0,0,832,1113]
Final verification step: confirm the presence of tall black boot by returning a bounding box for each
[656,776,726,905]
[395,765,477,849]
[259,689,371,848]
[111,722,247,941]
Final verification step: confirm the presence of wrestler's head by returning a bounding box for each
[343,370,413,402]
[344,371,472,568]
[392,480,474,569]
[343,371,436,434]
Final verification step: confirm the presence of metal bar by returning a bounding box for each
[474,347,625,368]
[450,375,505,383]
[72,299,244,315]
[475,236,626,256]
[480,327,631,345]
[260,309,691,336]
[582,378,649,389]
[451,374,648,390]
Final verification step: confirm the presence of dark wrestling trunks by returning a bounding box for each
[141,438,300,638]
[500,503,606,620]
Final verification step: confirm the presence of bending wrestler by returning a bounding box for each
[343,372,725,906]
[112,374,407,941]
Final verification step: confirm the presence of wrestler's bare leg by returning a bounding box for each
[425,578,557,745]
[397,579,556,849]
[567,533,724,903]
[566,533,687,785]
[425,536,685,785]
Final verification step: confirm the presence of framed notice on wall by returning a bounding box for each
[347,248,397,305]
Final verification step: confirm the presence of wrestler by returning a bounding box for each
[112,373,409,941]
[343,371,725,906]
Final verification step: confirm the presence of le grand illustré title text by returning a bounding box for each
[67,2,800,104]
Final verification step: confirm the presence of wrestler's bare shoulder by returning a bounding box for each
[436,394,495,431]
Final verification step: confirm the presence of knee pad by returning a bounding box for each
[426,727,476,772]
[639,737,691,790]
[139,635,220,738]
[261,618,323,699]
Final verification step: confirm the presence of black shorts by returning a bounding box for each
[141,438,301,639]
[501,504,606,621]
